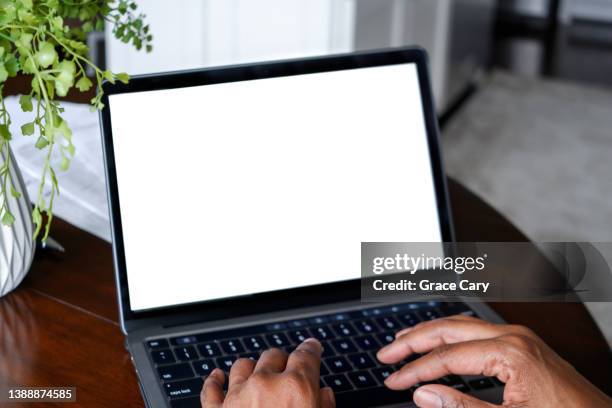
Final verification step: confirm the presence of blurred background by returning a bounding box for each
[11,0,612,344]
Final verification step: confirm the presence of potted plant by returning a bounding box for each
[0,0,151,296]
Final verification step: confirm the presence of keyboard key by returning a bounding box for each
[361,307,384,317]
[151,349,176,365]
[311,326,334,340]
[147,339,169,349]
[175,346,198,361]
[172,335,198,346]
[347,371,377,389]
[398,312,421,327]
[321,342,334,357]
[375,316,400,331]
[164,378,203,398]
[371,367,395,383]
[354,335,380,351]
[266,322,287,331]
[157,363,194,381]
[244,336,267,351]
[320,362,330,376]
[309,316,329,325]
[288,329,311,344]
[331,313,350,321]
[170,396,201,408]
[439,301,471,315]
[348,353,376,369]
[266,333,290,347]
[216,356,237,372]
[193,359,216,376]
[325,357,351,373]
[469,378,495,390]
[418,309,441,321]
[323,374,353,392]
[220,339,245,354]
[331,322,356,337]
[197,342,222,358]
[288,319,308,328]
[240,352,259,361]
[331,339,358,354]
[376,332,396,345]
[354,319,378,334]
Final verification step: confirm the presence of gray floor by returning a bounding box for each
[441,71,612,347]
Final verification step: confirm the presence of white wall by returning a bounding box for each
[106,0,356,75]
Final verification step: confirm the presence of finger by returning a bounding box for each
[413,384,499,408]
[396,314,478,339]
[286,338,323,372]
[229,358,256,388]
[320,387,336,408]
[378,317,506,364]
[201,368,225,408]
[286,338,323,389]
[254,347,289,373]
[384,339,506,390]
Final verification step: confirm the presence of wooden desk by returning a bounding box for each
[1,178,610,407]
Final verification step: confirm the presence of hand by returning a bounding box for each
[376,314,612,408]
[201,338,335,407]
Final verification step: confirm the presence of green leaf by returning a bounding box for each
[36,41,58,68]
[0,64,7,83]
[10,186,21,199]
[116,72,129,84]
[56,119,72,140]
[82,21,93,33]
[17,32,33,50]
[22,55,36,74]
[103,70,115,84]
[35,135,49,149]
[19,94,33,112]
[4,56,19,76]
[51,15,63,31]
[60,156,70,171]
[75,75,93,92]
[1,211,15,226]
[54,60,76,97]
[0,46,4,58]
[0,124,11,140]
[66,141,75,156]
[67,39,88,53]
[21,121,35,136]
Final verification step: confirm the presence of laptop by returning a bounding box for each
[100,48,505,408]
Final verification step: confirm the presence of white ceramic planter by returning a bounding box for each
[0,146,35,297]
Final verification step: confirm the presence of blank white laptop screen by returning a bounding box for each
[108,63,442,312]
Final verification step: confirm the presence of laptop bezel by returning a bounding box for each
[99,47,454,332]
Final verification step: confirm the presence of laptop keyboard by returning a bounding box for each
[145,301,503,408]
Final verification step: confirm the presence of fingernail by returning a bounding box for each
[383,371,398,386]
[414,389,443,408]
[395,327,412,338]
[300,337,323,351]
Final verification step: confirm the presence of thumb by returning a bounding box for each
[413,384,499,408]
